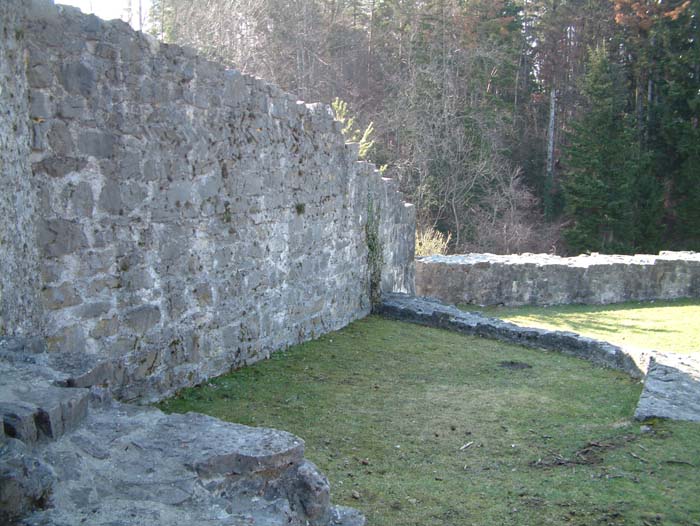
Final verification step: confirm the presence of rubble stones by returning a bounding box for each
[0,344,364,526]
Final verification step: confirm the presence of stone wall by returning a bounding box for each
[1,0,414,402]
[416,252,700,307]
[0,0,44,336]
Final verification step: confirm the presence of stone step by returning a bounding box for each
[0,355,90,444]
[20,404,364,526]
[0,384,90,444]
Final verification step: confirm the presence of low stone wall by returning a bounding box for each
[416,252,700,306]
[380,294,646,378]
[1,0,414,403]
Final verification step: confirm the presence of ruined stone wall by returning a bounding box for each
[417,252,700,307]
[0,0,44,336]
[1,1,414,402]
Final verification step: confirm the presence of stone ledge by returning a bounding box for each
[13,400,365,526]
[635,357,700,422]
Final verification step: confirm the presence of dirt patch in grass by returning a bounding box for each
[532,434,638,468]
[159,316,700,525]
[464,298,700,355]
[499,360,533,370]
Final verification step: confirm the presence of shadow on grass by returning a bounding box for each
[518,315,676,336]
[464,298,700,354]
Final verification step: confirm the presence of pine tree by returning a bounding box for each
[563,46,658,254]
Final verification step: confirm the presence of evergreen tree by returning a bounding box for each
[563,46,660,254]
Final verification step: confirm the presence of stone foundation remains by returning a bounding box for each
[417,252,700,306]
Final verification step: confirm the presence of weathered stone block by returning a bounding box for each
[90,316,118,338]
[288,460,331,526]
[31,119,50,150]
[28,387,90,440]
[57,95,86,119]
[48,120,74,155]
[33,155,87,178]
[47,325,86,354]
[121,182,147,212]
[59,61,96,97]
[29,90,52,119]
[0,439,55,524]
[87,276,120,296]
[68,181,94,217]
[42,282,81,310]
[0,402,39,443]
[98,178,122,214]
[76,301,111,319]
[37,219,89,257]
[121,268,153,291]
[635,358,700,422]
[26,63,53,89]
[124,305,161,335]
[78,130,116,158]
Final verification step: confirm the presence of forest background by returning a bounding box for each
[145,0,699,256]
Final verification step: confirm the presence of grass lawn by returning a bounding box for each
[463,299,700,355]
[159,316,700,526]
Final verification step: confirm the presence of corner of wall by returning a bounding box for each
[363,164,416,297]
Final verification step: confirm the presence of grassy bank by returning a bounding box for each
[159,316,700,525]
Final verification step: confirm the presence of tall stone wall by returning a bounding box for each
[0,0,44,336]
[1,0,415,402]
[417,252,700,307]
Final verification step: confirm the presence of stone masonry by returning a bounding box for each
[1,0,415,402]
[0,0,44,336]
[1,1,416,524]
[417,252,700,307]
[0,336,365,525]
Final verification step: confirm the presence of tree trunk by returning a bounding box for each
[545,87,557,218]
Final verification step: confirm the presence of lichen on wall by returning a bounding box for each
[0,0,414,402]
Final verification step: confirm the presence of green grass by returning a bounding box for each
[159,317,700,525]
[463,299,700,355]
